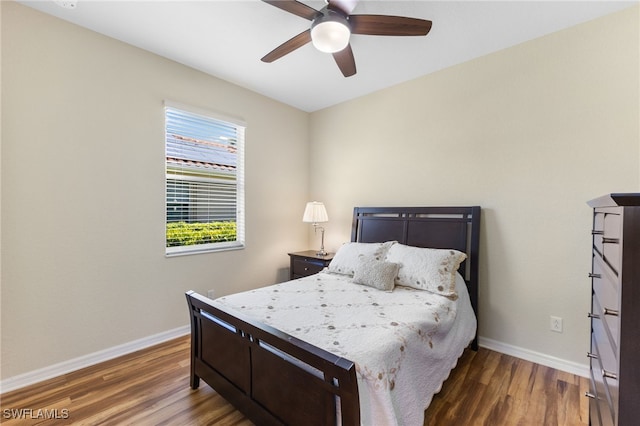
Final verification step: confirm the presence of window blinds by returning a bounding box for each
[165,103,245,255]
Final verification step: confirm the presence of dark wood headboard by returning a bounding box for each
[351,206,481,349]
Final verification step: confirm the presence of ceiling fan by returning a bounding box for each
[260,0,432,77]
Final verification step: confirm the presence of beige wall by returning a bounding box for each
[309,6,639,366]
[1,2,309,379]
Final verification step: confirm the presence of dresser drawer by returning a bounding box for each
[589,391,601,426]
[593,209,621,237]
[592,292,619,353]
[592,258,620,346]
[590,339,616,426]
[593,210,622,270]
[592,259,619,317]
[591,318,619,387]
[592,253,619,297]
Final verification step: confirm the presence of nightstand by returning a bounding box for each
[288,250,334,280]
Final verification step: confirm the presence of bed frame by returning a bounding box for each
[185,206,480,425]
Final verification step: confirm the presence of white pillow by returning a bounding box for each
[385,243,466,299]
[327,241,396,276]
[352,257,399,292]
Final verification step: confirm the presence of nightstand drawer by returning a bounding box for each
[292,259,325,276]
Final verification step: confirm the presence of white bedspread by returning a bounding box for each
[214,271,476,426]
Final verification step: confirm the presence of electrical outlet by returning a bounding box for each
[207,289,216,299]
[550,316,563,333]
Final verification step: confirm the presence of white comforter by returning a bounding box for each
[214,271,476,426]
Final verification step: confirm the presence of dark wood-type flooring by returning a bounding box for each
[1,335,588,425]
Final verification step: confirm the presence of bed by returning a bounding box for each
[185,206,480,425]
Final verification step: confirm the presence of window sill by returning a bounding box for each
[165,242,245,258]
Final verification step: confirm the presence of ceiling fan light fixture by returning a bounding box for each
[311,11,351,53]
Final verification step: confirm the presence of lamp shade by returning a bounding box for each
[302,201,328,223]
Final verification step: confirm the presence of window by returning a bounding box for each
[165,103,245,256]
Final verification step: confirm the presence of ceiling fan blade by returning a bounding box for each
[261,29,312,63]
[349,15,432,36]
[333,44,356,77]
[327,0,359,15]
[261,0,320,21]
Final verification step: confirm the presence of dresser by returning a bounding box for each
[587,193,640,426]
[288,250,334,280]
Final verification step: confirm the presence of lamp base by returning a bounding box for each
[315,225,327,257]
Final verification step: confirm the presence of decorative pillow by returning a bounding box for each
[327,241,396,276]
[385,243,466,299]
[351,257,399,292]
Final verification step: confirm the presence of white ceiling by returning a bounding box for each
[19,0,637,112]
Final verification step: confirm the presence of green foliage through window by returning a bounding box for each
[166,221,237,248]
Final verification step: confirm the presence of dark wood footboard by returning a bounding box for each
[185,290,360,426]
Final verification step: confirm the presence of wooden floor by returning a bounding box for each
[1,335,589,425]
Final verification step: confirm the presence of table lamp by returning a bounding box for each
[302,201,329,256]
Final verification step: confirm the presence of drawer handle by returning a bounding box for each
[602,237,620,244]
[588,312,600,319]
[591,230,604,235]
[587,352,598,359]
[304,267,309,271]
[603,307,619,317]
[602,370,618,380]
[588,273,601,279]
[585,392,596,399]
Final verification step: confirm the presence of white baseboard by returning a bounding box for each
[0,325,190,394]
[479,336,590,378]
[0,329,589,394]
